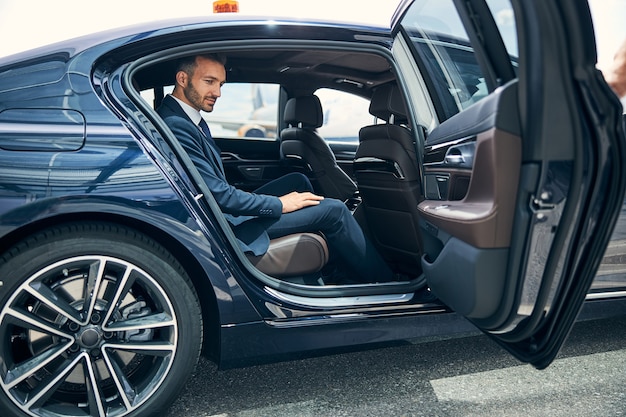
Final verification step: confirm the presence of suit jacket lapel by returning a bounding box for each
[197,126,225,176]
[165,96,225,176]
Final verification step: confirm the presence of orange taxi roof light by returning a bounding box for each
[213,0,239,13]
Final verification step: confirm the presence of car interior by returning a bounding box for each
[281,94,358,201]
[131,45,466,291]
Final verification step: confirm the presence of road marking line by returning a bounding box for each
[430,349,626,403]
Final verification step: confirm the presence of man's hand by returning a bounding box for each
[279,192,324,213]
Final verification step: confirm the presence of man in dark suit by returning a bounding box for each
[157,54,393,283]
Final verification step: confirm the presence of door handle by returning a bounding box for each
[443,142,475,167]
[444,152,464,165]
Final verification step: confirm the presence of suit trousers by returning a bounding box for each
[255,173,393,283]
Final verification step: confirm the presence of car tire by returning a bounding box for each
[0,222,202,417]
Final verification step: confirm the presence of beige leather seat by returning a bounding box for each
[247,233,329,277]
[280,95,357,201]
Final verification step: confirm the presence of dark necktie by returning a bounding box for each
[198,118,215,145]
[198,118,224,173]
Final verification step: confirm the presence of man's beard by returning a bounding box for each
[184,82,213,112]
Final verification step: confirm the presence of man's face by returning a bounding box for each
[178,56,226,112]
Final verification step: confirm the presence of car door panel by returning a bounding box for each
[418,81,521,319]
[420,128,520,248]
[424,139,474,201]
[217,137,289,191]
[423,167,472,201]
[393,0,626,367]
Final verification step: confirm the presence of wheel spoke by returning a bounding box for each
[24,353,87,410]
[83,258,107,324]
[104,341,176,357]
[84,355,107,417]
[25,281,83,324]
[3,339,72,389]
[104,312,175,332]
[101,350,137,410]
[100,265,134,328]
[5,305,73,341]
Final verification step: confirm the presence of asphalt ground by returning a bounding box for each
[166,315,626,417]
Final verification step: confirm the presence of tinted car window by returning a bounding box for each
[316,88,372,145]
[204,84,370,144]
[139,83,280,139]
[205,83,279,139]
[399,0,489,121]
[140,82,371,144]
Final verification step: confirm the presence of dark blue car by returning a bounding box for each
[1,0,625,416]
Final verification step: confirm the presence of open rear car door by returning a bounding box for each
[392,0,626,368]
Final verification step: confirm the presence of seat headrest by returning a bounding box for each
[284,95,323,129]
[369,84,408,122]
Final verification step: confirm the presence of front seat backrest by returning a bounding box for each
[280,95,357,201]
[354,83,423,274]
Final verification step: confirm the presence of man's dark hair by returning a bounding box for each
[176,53,227,76]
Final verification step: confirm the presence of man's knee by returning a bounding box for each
[321,198,352,223]
[281,172,313,192]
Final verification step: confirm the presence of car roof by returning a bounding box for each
[0,15,390,67]
[1,15,393,98]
